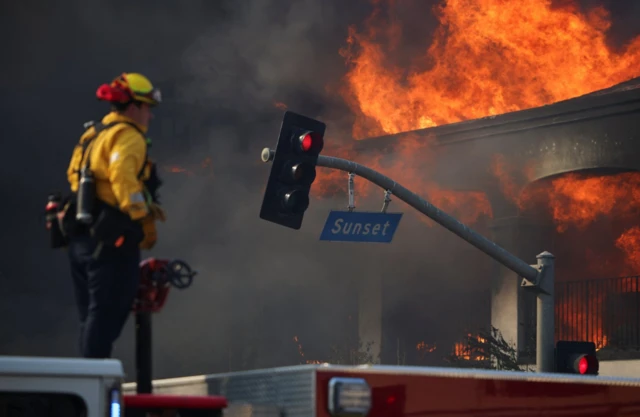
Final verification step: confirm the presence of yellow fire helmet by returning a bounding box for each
[97,72,162,106]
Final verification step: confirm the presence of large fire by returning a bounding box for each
[326,0,640,357]
[312,0,640,229]
[518,172,640,350]
[339,0,640,139]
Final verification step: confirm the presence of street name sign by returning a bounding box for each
[319,210,403,243]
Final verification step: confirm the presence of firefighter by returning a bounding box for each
[62,72,166,359]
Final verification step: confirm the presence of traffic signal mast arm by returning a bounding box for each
[262,146,556,373]
[263,148,537,280]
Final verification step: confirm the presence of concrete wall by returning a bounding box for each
[599,360,640,378]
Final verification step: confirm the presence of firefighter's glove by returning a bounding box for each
[148,202,166,222]
[139,216,158,250]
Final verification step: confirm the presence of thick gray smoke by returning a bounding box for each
[1,0,638,381]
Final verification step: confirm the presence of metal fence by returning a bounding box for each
[556,275,640,349]
[525,275,640,353]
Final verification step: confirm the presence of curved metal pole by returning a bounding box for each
[262,147,556,373]
[262,148,538,281]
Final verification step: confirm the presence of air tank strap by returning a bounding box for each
[75,120,148,179]
[76,121,118,177]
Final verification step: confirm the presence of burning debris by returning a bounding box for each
[273,101,288,110]
[292,336,323,365]
[416,341,437,354]
[446,327,528,371]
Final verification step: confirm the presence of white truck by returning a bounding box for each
[0,355,226,417]
[0,355,124,416]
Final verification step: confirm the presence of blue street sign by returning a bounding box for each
[319,210,403,243]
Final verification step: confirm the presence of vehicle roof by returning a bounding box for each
[123,363,640,391]
[0,355,124,378]
[315,364,640,386]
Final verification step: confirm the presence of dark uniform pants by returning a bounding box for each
[68,234,140,358]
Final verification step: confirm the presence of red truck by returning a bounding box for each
[4,356,640,416]
[122,363,640,417]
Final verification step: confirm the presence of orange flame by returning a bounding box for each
[416,341,437,353]
[452,334,487,361]
[314,0,640,225]
[165,165,192,175]
[515,171,640,241]
[274,101,288,110]
[339,0,640,139]
[162,157,214,178]
[331,0,640,354]
[313,133,493,225]
[617,226,640,273]
[545,172,640,234]
[510,172,640,350]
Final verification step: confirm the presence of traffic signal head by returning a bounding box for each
[555,341,599,375]
[259,111,326,230]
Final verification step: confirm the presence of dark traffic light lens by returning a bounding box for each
[282,190,310,214]
[290,162,316,185]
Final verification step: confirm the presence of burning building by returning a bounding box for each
[348,75,640,369]
[303,0,640,371]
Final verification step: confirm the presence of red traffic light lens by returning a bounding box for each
[300,133,313,152]
[295,131,324,154]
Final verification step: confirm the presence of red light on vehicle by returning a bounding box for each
[300,133,313,152]
[574,354,598,375]
[386,395,396,405]
[578,356,589,374]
